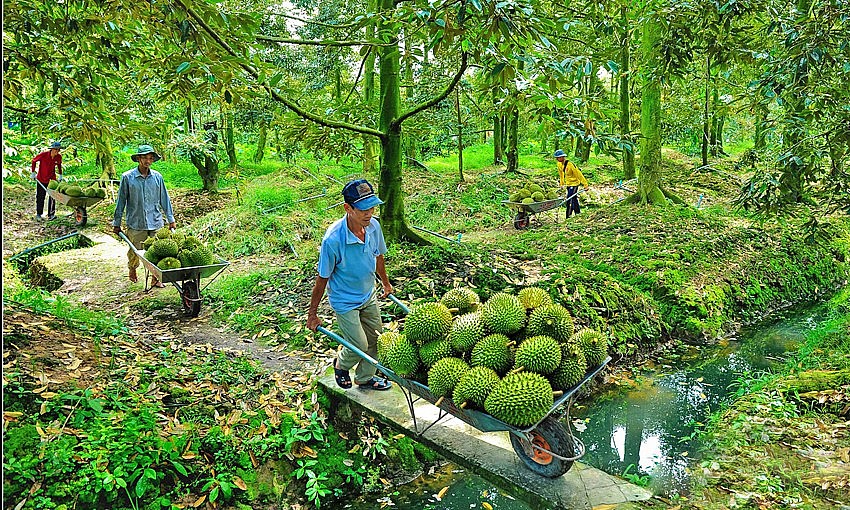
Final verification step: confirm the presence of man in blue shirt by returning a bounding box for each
[307,179,394,390]
[112,145,176,287]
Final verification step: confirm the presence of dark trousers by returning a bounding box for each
[565,186,580,217]
[36,183,56,218]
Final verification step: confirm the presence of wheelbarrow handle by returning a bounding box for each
[316,326,381,368]
[386,293,410,314]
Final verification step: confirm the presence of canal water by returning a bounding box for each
[347,305,830,508]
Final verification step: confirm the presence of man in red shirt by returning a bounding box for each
[31,141,63,221]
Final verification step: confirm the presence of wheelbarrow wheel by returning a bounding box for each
[182,280,201,317]
[75,207,88,227]
[510,416,574,478]
[513,211,530,230]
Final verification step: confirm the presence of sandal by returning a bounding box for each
[334,362,352,389]
[128,269,138,283]
[150,278,165,288]
[356,377,392,391]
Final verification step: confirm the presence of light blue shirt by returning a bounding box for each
[112,167,175,230]
[318,216,388,313]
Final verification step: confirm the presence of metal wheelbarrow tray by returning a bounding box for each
[502,197,566,229]
[119,232,229,317]
[41,182,105,227]
[318,300,610,478]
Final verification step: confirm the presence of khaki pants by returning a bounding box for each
[335,293,383,385]
[125,228,158,270]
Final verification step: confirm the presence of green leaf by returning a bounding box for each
[210,486,220,503]
[144,468,157,479]
[88,399,104,412]
[171,461,188,476]
[135,477,148,498]
[221,482,232,499]
[176,62,191,73]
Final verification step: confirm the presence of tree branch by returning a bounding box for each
[175,0,385,141]
[256,35,392,47]
[392,52,468,129]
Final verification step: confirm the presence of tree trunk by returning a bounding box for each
[636,16,665,205]
[377,0,425,244]
[754,102,768,150]
[225,109,237,168]
[363,0,378,174]
[709,87,720,156]
[620,5,635,180]
[97,136,116,181]
[186,102,195,133]
[493,89,503,164]
[253,117,267,164]
[506,104,519,172]
[402,28,419,163]
[456,87,464,182]
[702,55,711,167]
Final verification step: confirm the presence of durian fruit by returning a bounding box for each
[453,367,500,408]
[448,312,484,353]
[403,302,453,345]
[94,187,107,198]
[521,198,534,205]
[419,339,453,368]
[527,304,575,342]
[181,236,203,251]
[517,287,553,311]
[47,180,59,190]
[378,332,419,377]
[527,183,544,194]
[480,292,526,335]
[470,333,514,375]
[572,329,608,368]
[142,236,157,251]
[157,257,181,270]
[64,185,83,197]
[171,231,186,245]
[440,288,480,314]
[484,372,554,427]
[155,227,172,239]
[376,331,400,360]
[551,341,587,390]
[517,189,532,200]
[82,187,98,197]
[531,191,545,202]
[513,335,561,375]
[427,357,469,399]
[150,238,179,259]
[192,246,215,266]
[546,190,558,200]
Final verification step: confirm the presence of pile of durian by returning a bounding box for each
[508,183,559,205]
[142,228,215,270]
[377,286,609,428]
[48,180,107,199]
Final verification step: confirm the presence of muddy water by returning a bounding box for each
[572,305,829,497]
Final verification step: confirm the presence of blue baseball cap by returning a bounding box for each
[50,142,62,149]
[553,149,566,158]
[342,179,383,210]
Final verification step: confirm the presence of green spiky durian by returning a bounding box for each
[453,367,500,408]
[517,287,553,311]
[404,302,453,345]
[572,329,608,368]
[419,339,453,368]
[551,341,587,390]
[82,187,98,197]
[64,185,83,197]
[155,227,172,239]
[171,231,186,245]
[150,238,179,259]
[470,333,514,375]
[518,189,532,199]
[190,246,215,266]
[521,198,534,204]
[181,236,203,251]
[47,180,59,190]
[427,357,469,398]
[178,250,193,268]
[142,236,157,251]
[509,193,522,203]
[527,183,544,193]
[531,192,545,202]
[526,304,575,342]
[513,335,561,375]
[95,187,107,198]
[484,372,554,427]
[546,190,558,200]
[480,292,526,335]
[440,288,480,315]
[448,312,484,353]
[157,257,181,270]
[379,332,419,377]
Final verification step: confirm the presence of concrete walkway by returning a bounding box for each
[318,369,652,509]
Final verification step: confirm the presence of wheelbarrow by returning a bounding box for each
[118,232,229,317]
[37,179,105,227]
[502,189,582,229]
[317,295,610,478]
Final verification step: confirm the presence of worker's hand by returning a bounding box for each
[169,222,176,231]
[584,185,590,191]
[57,175,63,182]
[113,225,122,234]
[30,171,37,180]
[380,282,394,299]
[306,313,323,332]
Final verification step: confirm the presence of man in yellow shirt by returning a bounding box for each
[554,149,589,217]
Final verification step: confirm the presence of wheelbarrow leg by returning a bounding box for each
[74,207,88,227]
[181,276,202,317]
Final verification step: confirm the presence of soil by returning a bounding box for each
[2,182,332,383]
